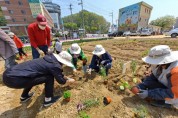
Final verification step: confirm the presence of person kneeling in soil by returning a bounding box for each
[131,45,178,108]
[2,51,75,107]
[67,43,87,73]
[87,45,112,76]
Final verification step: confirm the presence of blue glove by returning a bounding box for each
[101,60,106,65]
[137,89,148,99]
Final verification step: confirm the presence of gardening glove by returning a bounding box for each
[36,48,44,54]
[101,60,106,65]
[87,68,92,75]
[137,89,148,99]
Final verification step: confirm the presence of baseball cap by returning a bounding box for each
[36,14,47,25]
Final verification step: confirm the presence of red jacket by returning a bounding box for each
[27,22,51,48]
[13,35,23,48]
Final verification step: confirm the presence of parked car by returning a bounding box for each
[123,31,131,36]
[108,31,123,37]
[140,29,152,36]
[18,36,30,44]
[165,28,178,38]
[130,31,140,36]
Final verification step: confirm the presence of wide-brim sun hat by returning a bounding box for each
[53,51,74,67]
[92,45,106,56]
[8,32,14,37]
[69,43,81,54]
[142,45,178,65]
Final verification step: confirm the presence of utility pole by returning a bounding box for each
[78,0,85,38]
[109,11,113,32]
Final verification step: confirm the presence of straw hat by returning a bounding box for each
[142,45,178,65]
[69,43,81,54]
[92,45,106,56]
[53,51,73,67]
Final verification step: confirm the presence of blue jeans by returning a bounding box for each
[31,45,48,59]
[5,55,17,69]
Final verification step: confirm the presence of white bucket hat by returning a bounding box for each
[92,45,106,56]
[142,45,178,65]
[8,32,14,37]
[53,51,73,67]
[69,43,81,54]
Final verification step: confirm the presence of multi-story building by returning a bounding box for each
[0,0,54,35]
[42,0,63,31]
[118,1,153,32]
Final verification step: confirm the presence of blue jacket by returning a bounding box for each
[5,53,66,85]
[89,51,112,69]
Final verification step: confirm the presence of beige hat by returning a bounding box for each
[92,45,106,56]
[53,51,73,67]
[69,43,81,54]
[142,45,178,65]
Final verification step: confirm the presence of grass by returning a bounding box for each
[131,60,137,75]
[77,111,90,118]
[83,98,100,108]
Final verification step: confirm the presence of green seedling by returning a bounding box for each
[83,98,100,108]
[63,90,71,99]
[133,105,148,118]
[99,66,106,77]
[119,81,131,90]
[78,111,90,118]
[133,78,138,84]
[141,49,149,57]
[131,60,137,75]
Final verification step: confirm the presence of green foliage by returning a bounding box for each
[141,49,149,57]
[78,111,90,118]
[83,98,100,108]
[99,66,106,77]
[54,32,61,37]
[131,60,137,75]
[0,16,7,26]
[62,10,110,33]
[149,15,176,29]
[63,91,71,99]
[23,46,32,52]
[133,105,148,118]
[64,22,78,30]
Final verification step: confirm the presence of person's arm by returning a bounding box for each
[27,25,37,48]
[46,27,51,47]
[80,50,87,60]
[101,52,112,65]
[50,66,66,84]
[0,29,18,54]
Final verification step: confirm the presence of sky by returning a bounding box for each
[52,0,178,24]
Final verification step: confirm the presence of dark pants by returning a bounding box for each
[18,48,26,56]
[3,70,54,97]
[92,63,112,76]
[31,45,48,59]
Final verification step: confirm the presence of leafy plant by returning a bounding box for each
[119,81,131,90]
[131,60,137,75]
[133,105,148,118]
[83,98,100,108]
[63,90,71,99]
[99,66,106,77]
[78,111,90,118]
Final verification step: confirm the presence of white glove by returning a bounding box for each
[36,48,44,54]
[87,68,92,74]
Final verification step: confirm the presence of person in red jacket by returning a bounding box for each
[8,32,27,60]
[28,14,51,59]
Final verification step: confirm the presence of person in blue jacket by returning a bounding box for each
[2,51,75,107]
[88,45,112,76]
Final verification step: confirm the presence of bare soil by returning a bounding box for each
[1,37,178,118]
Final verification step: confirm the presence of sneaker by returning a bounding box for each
[150,100,172,108]
[20,92,35,103]
[43,96,61,107]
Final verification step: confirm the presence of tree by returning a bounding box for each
[64,22,78,30]
[0,16,7,26]
[62,10,110,33]
[149,15,176,29]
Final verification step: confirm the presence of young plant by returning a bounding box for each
[83,98,100,108]
[141,49,149,57]
[133,105,148,118]
[119,81,131,90]
[131,60,137,75]
[63,90,71,99]
[99,66,106,77]
[78,111,90,118]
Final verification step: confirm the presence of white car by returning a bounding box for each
[123,31,131,36]
[140,29,152,36]
[165,28,178,38]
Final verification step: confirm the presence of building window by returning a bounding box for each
[5,1,10,4]
[12,18,16,22]
[8,10,14,14]
[18,1,23,5]
[24,18,26,22]
[21,10,26,14]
